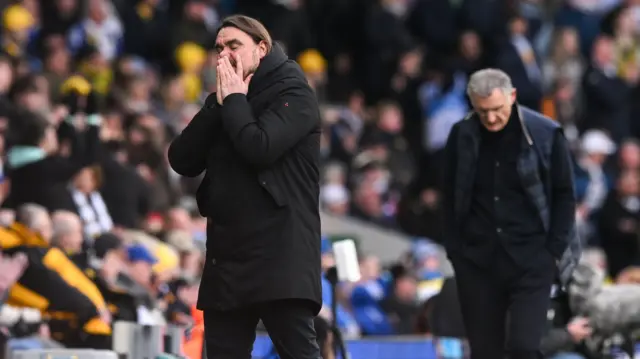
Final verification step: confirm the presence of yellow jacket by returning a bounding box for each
[0,224,111,337]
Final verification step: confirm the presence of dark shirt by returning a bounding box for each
[464,111,546,251]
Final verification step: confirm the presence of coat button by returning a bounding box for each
[496,227,502,233]
[211,258,216,265]
[261,181,267,185]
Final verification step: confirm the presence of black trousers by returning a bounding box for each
[451,246,555,359]
[203,299,321,359]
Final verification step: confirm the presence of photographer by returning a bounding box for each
[541,286,592,359]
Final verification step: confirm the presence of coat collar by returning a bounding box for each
[463,104,534,146]
[247,43,289,96]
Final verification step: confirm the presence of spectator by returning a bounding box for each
[1,4,39,67]
[598,170,640,278]
[165,277,198,326]
[320,162,350,216]
[67,0,124,62]
[496,15,543,110]
[573,130,616,243]
[3,0,640,355]
[350,264,394,336]
[540,288,592,359]
[581,36,634,143]
[50,210,85,255]
[411,240,444,302]
[125,244,165,325]
[380,269,419,335]
[86,233,139,323]
[2,204,111,348]
[616,139,640,174]
[60,166,114,239]
[165,229,202,279]
[318,238,360,338]
[542,27,585,93]
[4,91,100,212]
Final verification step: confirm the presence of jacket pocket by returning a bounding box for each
[257,171,287,207]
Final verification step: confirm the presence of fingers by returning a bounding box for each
[233,53,243,78]
[216,68,222,104]
[223,57,235,79]
[244,74,254,86]
[218,60,230,86]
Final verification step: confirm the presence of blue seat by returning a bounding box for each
[252,335,438,359]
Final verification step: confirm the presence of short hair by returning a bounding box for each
[51,210,81,239]
[620,138,640,149]
[10,109,50,147]
[216,15,273,54]
[466,68,514,98]
[15,203,48,231]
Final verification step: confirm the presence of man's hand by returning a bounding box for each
[216,68,223,105]
[99,308,112,324]
[567,317,592,343]
[576,205,589,221]
[0,252,28,292]
[217,54,253,102]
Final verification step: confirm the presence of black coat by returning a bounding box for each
[168,44,322,313]
[4,123,100,211]
[443,106,580,285]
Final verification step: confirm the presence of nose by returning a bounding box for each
[486,113,498,125]
[218,48,230,58]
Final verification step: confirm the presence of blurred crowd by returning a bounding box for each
[0,0,639,357]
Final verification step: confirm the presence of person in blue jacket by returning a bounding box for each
[350,270,395,336]
[319,237,360,337]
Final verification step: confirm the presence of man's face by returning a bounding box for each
[470,88,516,132]
[37,215,53,243]
[620,143,640,169]
[215,26,266,79]
[130,261,153,286]
[62,219,84,252]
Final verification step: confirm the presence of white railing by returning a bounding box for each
[8,321,186,359]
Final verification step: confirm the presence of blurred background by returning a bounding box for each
[0,0,638,358]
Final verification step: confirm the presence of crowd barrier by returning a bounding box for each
[11,349,118,359]
[5,323,449,359]
[10,324,640,359]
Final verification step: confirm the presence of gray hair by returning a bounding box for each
[466,68,513,98]
[16,203,49,231]
[51,211,81,239]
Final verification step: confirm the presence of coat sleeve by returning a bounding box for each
[540,328,574,356]
[547,131,577,259]
[220,81,319,167]
[168,94,220,177]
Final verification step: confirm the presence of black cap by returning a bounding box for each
[93,233,123,259]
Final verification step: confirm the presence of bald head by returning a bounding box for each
[51,211,84,252]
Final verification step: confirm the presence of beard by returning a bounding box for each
[230,49,260,79]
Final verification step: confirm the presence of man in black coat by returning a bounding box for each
[167,15,322,359]
[443,68,581,359]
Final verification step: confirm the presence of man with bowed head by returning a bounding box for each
[443,68,581,358]
[168,15,322,359]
